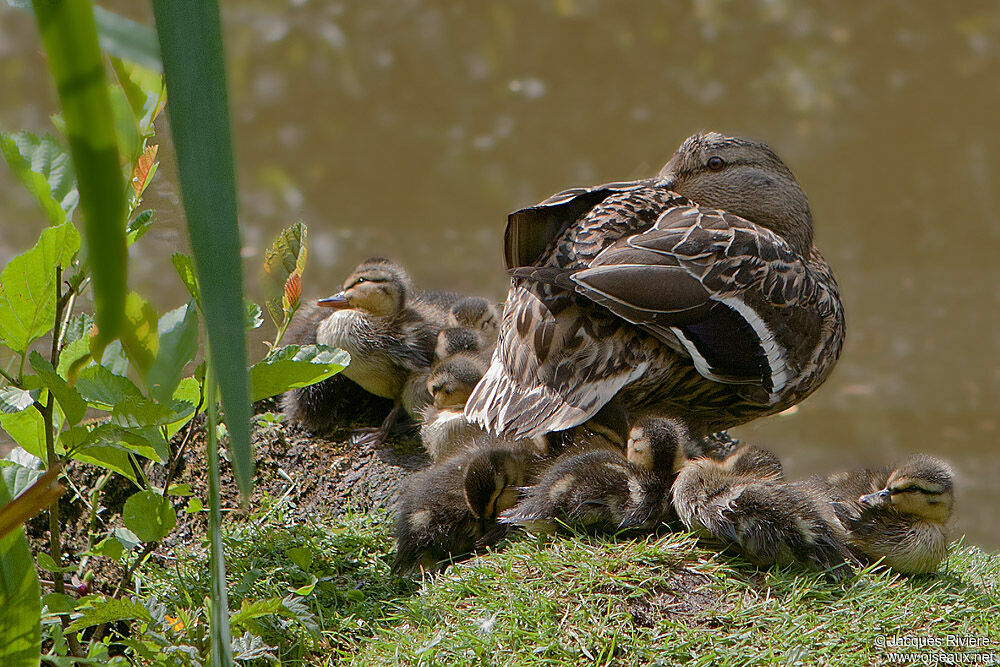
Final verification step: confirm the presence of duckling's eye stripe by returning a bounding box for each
[891,486,940,495]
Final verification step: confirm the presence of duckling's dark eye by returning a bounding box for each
[707,156,725,171]
[356,277,366,284]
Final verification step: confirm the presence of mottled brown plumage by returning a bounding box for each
[466,132,845,439]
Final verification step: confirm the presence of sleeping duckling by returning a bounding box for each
[393,445,537,574]
[448,296,500,337]
[435,326,486,360]
[672,446,855,578]
[311,257,444,445]
[823,455,954,574]
[499,417,686,534]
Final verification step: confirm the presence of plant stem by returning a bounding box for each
[205,359,234,665]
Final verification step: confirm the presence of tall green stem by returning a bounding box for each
[205,357,233,665]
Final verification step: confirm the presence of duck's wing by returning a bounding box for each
[504,179,654,269]
[560,205,840,397]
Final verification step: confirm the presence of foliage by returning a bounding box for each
[0,3,349,664]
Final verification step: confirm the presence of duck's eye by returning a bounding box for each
[707,156,725,171]
[356,277,367,284]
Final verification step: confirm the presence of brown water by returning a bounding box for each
[2,1,998,548]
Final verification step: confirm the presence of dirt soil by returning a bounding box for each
[26,374,431,593]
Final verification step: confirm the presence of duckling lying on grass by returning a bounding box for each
[393,445,539,574]
[672,446,856,579]
[819,455,954,574]
[499,418,687,534]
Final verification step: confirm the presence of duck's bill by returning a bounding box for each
[858,489,892,507]
[317,293,350,308]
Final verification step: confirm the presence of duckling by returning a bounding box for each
[310,257,443,445]
[435,326,485,360]
[672,446,855,578]
[393,445,537,574]
[467,132,845,443]
[420,354,491,461]
[822,455,954,574]
[448,296,500,338]
[499,417,686,534]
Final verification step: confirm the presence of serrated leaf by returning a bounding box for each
[148,302,198,403]
[75,364,143,407]
[61,422,165,465]
[131,144,158,197]
[57,337,91,382]
[229,597,283,628]
[249,344,349,402]
[262,221,307,328]
[0,409,45,460]
[120,292,159,378]
[0,470,41,664]
[0,462,44,499]
[0,223,81,353]
[63,313,96,346]
[0,387,34,414]
[112,396,194,429]
[127,209,155,246]
[0,131,78,225]
[123,490,175,542]
[171,253,201,309]
[26,352,86,425]
[66,597,153,633]
[245,301,263,330]
[231,631,277,662]
[280,594,319,637]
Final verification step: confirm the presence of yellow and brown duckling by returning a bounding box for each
[467,132,845,442]
[309,257,447,445]
[672,446,856,578]
[420,353,493,461]
[499,417,687,534]
[392,444,538,574]
[819,455,954,574]
[435,297,501,361]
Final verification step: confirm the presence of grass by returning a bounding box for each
[137,492,1000,666]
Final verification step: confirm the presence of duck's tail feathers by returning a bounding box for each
[464,361,595,439]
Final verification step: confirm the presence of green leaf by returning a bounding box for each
[167,483,192,497]
[250,345,349,403]
[0,388,34,414]
[42,593,78,614]
[62,312,95,346]
[171,253,201,309]
[0,409,45,460]
[185,497,203,514]
[56,337,91,381]
[99,340,129,377]
[26,352,86,425]
[75,363,142,407]
[0,470,41,665]
[285,546,312,571]
[262,221,307,328]
[113,527,140,552]
[35,551,71,573]
[166,376,201,439]
[93,6,162,74]
[147,302,198,403]
[66,597,152,633]
[229,597,282,628]
[154,0,253,514]
[0,462,44,498]
[107,80,142,169]
[120,292,159,377]
[126,209,154,246]
[0,223,81,353]
[32,0,128,349]
[112,396,194,429]
[61,422,166,466]
[0,131,78,225]
[91,536,124,560]
[245,301,263,330]
[109,58,165,138]
[123,490,175,542]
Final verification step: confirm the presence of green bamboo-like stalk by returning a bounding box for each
[150,0,253,503]
[31,0,127,346]
[204,361,234,665]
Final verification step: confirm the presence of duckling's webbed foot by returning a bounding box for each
[349,403,404,447]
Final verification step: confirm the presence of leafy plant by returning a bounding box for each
[0,2,349,665]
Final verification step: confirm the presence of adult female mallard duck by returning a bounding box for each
[465,132,845,440]
[817,455,954,574]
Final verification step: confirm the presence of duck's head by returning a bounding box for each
[464,448,527,520]
[317,257,410,317]
[449,297,500,336]
[659,132,813,255]
[859,455,954,524]
[436,327,483,360]
[626,417,688,474]
[428,354,485,409]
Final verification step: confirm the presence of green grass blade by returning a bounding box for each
[0,472,42,666]
[205,363,234,666]
[151,0,253,502]
[93,6,161,73]
[31,0,128,348]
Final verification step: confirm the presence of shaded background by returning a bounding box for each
[2,0,998,548]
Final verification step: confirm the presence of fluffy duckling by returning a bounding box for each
[499,417,686,534]
[393,445,537,574]
[672,446,855,578]
[311,257,444,445]
[435,327,485,360]
[822,455,954,574]
[420,354,491,461]
[434,297,501,361]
